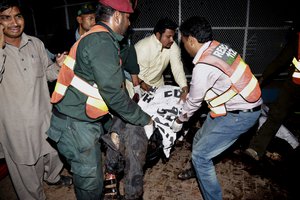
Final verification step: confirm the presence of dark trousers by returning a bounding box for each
[104,117,148,200]
[47,114,104,200]
[249,81,300,157]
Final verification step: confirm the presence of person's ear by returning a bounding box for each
[155,32,161,40]
[113,11,121,25]
[76,16,82,24]
[188,36,197,47]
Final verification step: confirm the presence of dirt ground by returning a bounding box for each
[1,130,299,200]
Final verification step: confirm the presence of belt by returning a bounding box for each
[52,107,68,120]
[228,105,261,114]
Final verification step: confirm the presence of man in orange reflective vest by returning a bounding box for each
[47,0,154,199]
[245,21,300,161]
[171,16,262,200]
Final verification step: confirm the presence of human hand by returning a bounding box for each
[171,118,183,132]
[140,81,152,92]
[178,86,188,103]
[56,51,68,67]
[179,92,188,103]
[132,85,142,102]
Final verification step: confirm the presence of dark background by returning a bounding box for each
[14,0,298,76]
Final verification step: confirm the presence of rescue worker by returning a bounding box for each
[245,21,300,161]
[47,3,96,60]
[134,17,189,102]
[171,16,262,200]
[46,0,154,199]
[75,3,96,41]
[0,1,72,200]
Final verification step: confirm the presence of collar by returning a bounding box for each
[96,21,124,42]
[5,33,31,49]
[193,41,212,64]
[151,34,163,49]
[75,28,81,41]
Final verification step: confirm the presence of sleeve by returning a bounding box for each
[84,35,150,126]
[36,38,60,82]
[135,40,150,82]
[0,49,5,83]
[178,64,221,122]
[262,35,297,82]
[122,45,140,74]
[169,43,188,88]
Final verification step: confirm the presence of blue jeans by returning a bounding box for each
[192,110,261,200]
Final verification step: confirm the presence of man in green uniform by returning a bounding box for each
[47,0,153,199]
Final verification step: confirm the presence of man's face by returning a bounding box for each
[156,29,175,49]
[78,13,96,32]
[117,12,130,35]
[0,6,24,39]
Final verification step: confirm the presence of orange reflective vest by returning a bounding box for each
[291,32,300,85]
[51,25,109,119]
[198,41,261,118]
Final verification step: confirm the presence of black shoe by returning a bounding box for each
[46,175,73,186]
[177,168,196,180]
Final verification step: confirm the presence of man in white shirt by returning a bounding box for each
[135,17,189,101]
[171,16,262,200]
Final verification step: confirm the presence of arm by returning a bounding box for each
[0,24,5,83]
[178,64,220,122]
[35,38,61,82]
[85,35,151,126]
[169,43,188,89]
[135,40,153,91]
[169,43,189,101]
[261,35,297,86]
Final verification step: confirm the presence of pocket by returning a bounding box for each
[30,54,44,77]
[46,115,63,142]
[47,126,62,143]
[71,121,102,153]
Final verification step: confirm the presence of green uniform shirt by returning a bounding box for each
[55,22,150,126]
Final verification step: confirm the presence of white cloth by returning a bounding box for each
[138,85,184,158]
[260,104,299,149]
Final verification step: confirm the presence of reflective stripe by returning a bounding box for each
[209,89,237,107]
[240,75,258,98]
[230,61,246,83]
[210,105,226,117]
[293,71,300,78]
[70,76,102,99]
[87,97,108,111]
[54,82,68,95]
[204,89,217,100]
[292,57,300,71]
[63,56,76,70]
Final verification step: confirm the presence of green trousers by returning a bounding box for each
[47,113,104,200]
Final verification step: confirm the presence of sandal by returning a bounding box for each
[177,168,196,180]
[103,173,119,200]
[46,175,73,187]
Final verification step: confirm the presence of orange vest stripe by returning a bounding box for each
[51,25,109,118]
[199,41,261,117]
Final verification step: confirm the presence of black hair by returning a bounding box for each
[180,16,213,43]
[0,0,20,12]
[153,17,178,34]
[96,2,116,22]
